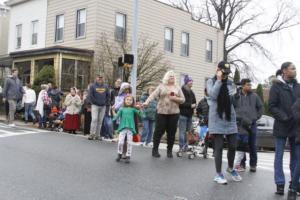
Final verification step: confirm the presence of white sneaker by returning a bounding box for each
[226,168,242,182]
[8,123,16,127]
[214,173,227,184]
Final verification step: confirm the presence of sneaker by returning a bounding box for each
[214,173,228,184]
[8,123,16,127]
[227,168,242,182]
[235,165,245,172]
[88,134,95,140]
[288,190,297,200]
[276,184,285,195]
[250,166,257,172]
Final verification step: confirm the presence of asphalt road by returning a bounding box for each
[0,123,291,200]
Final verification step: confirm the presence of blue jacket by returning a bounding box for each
[88,82,110,106]
[206,78,238,135]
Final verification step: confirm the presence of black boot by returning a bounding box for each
[167,149,173,158]
[125,156,130,163]
[152,149,161,158]
[287,190,297,200]
[116,154,122,162]
[275,184,285,195]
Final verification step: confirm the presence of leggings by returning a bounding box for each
[213,134,237,173]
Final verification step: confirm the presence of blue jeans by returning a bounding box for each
[24,103,36,121]
[241,122,258,167]
[178,115,192,149]
[141,119,155,144]
[274,136,296,185]
[101,116,113,138]
[291,144,300,190]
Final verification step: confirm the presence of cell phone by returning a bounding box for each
[170,92,175,96]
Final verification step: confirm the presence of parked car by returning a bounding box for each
[256,115,275,150]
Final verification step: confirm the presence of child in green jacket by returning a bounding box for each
[112,95,142,163]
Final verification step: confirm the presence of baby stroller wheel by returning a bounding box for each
[188,154,195,160]
[177,151,183,157]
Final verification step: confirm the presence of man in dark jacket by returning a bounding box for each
[178,75,196,152]
[269,62,300,195]
[234,79,263,173]
[3,69,24,126]
[88,75,110,140]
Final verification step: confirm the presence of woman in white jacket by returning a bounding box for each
[35,84,51,128]
[64,87,82,134]
[23,84,36,123]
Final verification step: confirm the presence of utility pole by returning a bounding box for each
[131,0,139,98]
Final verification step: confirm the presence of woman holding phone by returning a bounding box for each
[143,70,185,158]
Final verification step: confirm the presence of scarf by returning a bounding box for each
[217,79,231,121]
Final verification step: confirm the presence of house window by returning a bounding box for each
[55,14,64,42]
[181,32,189,56]
[115,13,126,42]
[164,28,173,52]
[31,20,38,45]
[76,9,86,38]
[206,39,213,62]
[16,24,22,49]
[15,61,31,85]
[61,59,90,91]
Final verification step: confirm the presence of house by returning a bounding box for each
[0,3,11,84]
[5,0,224,99]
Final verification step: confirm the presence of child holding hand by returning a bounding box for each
[112,95,143,163]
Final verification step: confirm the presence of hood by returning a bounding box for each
[119,82,132,95]
[271,75,285,85]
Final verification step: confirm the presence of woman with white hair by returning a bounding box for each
[35,84,52,128]
[143,70,185,158]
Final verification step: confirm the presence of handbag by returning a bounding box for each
[133,134,140,143]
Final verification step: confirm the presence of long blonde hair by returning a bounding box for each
[162,70,177,85]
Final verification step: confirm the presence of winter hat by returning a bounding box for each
[184,75,193,84]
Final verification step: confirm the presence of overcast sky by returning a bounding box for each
[1,0,300,82]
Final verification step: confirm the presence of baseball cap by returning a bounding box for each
[217,61,231,74]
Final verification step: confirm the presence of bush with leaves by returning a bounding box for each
[32,65,55,93]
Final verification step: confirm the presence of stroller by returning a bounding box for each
[48,107,65,132]
[177,116,209,159]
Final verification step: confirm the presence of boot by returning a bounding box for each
[287,190,297,200]
[275,184,285,195]
[125,156,130,163]
[116,154,122,162]
[152,149,161,158]
[167,149,173,158]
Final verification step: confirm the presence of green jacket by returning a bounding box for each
[140,92,157,120]
[113,107,142,134]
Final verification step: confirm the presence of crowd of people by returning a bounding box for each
[2,61,300,200]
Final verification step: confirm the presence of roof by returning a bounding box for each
[9,46,94,58]
[4,0,31,7]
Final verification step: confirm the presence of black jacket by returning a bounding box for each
[179,85,196,117]
[291,98,300,144]
[269,78,300,137]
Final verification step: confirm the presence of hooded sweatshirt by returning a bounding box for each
[3,75,24,100]
[114,82,132,111]
[88,82,110,106]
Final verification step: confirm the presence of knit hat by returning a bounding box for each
[184,75,193,84]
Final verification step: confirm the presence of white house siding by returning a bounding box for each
[45,0,98,50]
[44,0,223,100]
[7,0,47,53]
[96,0,224,100]
[0,5,9,56]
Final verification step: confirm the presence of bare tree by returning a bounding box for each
[95,33,169,94]
[168,0,300,79]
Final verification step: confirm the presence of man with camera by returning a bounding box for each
[207,61,242,185]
